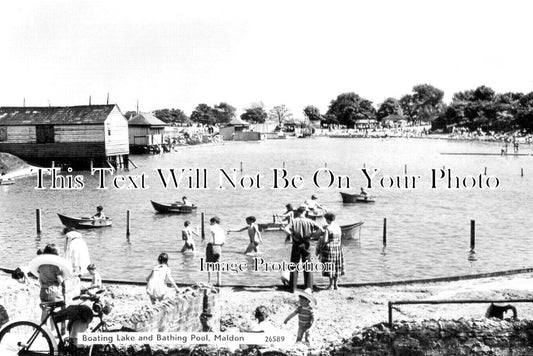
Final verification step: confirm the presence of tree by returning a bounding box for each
[376,98,402,121]
[190,104,216,125]
[326,92,376,127]
[269,105,293,126]
[399,95,417,122]
[411,84,444,123]
[124,111,137,120]
[213,102,236,125]
[241,106,267,123]
[473,85,495,102]
[153,108,189,125]
[303,106,322,122]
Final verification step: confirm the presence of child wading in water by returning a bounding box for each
[228,216,263,254]
[146,253,180,304]
[181,220,199,253]
[284,288,316,345]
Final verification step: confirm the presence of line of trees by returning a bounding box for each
[131,84,533,132]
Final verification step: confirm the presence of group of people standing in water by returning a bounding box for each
[174,194,345,291]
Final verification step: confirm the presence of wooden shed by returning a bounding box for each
[0,104,129,168]
[219,117,251,141]
[128,112,167,153]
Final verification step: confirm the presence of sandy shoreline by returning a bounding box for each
[2,270,533,354]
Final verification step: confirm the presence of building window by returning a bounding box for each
[108,129,111,136]
[36,125,55,144]
[0,127,6,141]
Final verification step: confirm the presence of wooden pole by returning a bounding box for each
[201,212,205,240]
[382,218,387,247]
[521,168,524,177]
[36,208,42,234]
[282,161,285,169]
[126,210,130,236]
[470,220,475,250]
[404,164,407,174]
[240,162,243,172]
[484,167,487,175]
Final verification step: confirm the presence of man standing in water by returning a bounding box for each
[284,206,324,292]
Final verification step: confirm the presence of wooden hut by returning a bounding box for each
[0,105,129,168]
[128,112,167,153]
[219,117,256,141]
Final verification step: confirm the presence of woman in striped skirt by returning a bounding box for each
[319,212,345,289]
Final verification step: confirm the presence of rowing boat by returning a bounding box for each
[151,200,197,214]
[340,192,375,203]
[258,220,364,240]
[340,221,364,239]
[0,178,14,185]
[57,213,112,229]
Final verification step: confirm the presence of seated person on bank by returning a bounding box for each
[92,206,106,220]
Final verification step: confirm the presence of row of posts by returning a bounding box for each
[36,209,477,251]
[237,162,525,176]
[35,208,207,241]
[381,217,476,250]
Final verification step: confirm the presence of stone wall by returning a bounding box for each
[114,286,219,333]
[331,319,533,356]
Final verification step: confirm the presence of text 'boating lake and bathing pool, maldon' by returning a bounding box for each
[0,137,532,285]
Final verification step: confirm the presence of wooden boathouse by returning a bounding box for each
[0,104,129,169]
[128,112,166,153]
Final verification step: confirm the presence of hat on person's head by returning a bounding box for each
[294,288,317,306]
[311,194,318,199]
[87,264,96,271]
[96,206,103,211]
[297,204,307,213]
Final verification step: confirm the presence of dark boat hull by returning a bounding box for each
[151,200,197,214]
[57,213,112,229]
[340,192,375,203]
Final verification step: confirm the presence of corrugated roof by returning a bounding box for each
[128,113,167,126]
[0,105,118,125]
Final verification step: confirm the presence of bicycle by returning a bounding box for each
[0,288,152,356]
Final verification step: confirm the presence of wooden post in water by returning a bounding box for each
[283,161,285,169]
[484,167,487,175]
[521,168,524,177]
[201,212,205,240]
[36,208,42,234]
[325,162,327,168]
[470,220,475,250]
[240,162,243,172]
[382,218,387,247]
[404,164,407,174]
[126,210,130,236]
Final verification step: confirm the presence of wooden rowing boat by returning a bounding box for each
[340,192,375,203]
[0,178,14,185]
[340,221,364,240]
[258,220,364,240]
[151,200,197,214]
[57,213,112,229]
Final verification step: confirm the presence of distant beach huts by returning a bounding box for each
[127,112,167,153]
[0,105,129,169]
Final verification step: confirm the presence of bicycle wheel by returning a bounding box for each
[88,328,151,356]
[0,321,54,356]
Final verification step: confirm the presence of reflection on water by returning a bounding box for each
[1,138,533,285]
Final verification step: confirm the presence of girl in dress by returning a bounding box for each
[317,212,345,290]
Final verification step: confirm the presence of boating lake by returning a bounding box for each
[1,137,533,286]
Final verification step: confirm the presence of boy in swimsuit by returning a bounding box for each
[228,216,263,254]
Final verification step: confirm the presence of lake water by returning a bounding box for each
[1,137,532,286]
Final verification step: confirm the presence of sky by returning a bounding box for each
[1,0,533,117]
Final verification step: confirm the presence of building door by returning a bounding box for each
[36,125,55,143]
